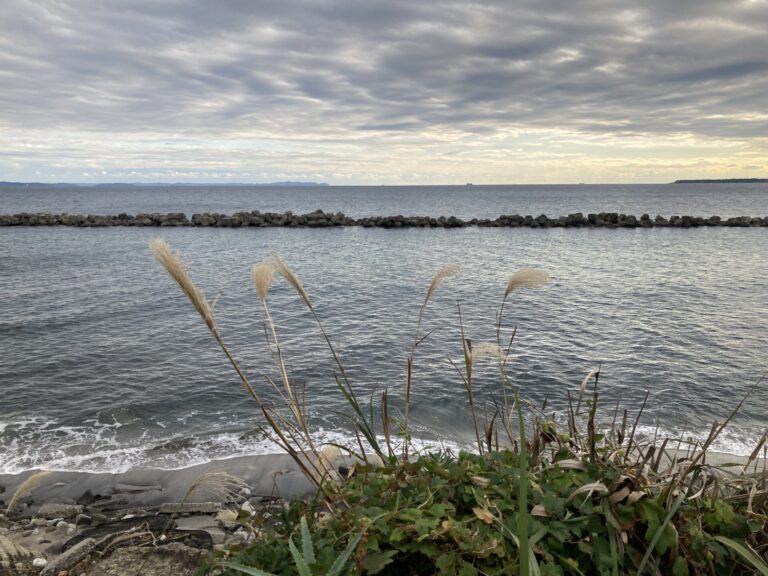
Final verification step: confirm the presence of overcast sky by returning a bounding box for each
[1,0,767,184]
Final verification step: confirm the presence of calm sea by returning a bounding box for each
[1,184,767,473]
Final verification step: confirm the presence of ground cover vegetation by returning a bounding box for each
[150,239,768,576]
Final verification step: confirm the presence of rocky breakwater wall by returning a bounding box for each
[1,209,767,228]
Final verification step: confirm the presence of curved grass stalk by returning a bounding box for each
[5,471,50,515]
[403,265,459,460]
[271,254,385,463]
[494,268,549,576]
[714,536,768,575]
[454,300,483,454]
[150,240,331,492]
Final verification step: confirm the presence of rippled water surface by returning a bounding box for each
[1,185,767,472]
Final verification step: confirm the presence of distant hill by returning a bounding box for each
[0,181,329,188]
[0,181,72,187]
[673,178,768,184]
[85,182,331,188]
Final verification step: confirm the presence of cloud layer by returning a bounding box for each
[1,0,767,183]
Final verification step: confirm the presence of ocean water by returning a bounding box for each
[2,182,768,219]
[1,184,767,473]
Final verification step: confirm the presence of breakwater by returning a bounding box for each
[1,210,766,228]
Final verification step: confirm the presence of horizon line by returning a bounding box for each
[4,179,767,187]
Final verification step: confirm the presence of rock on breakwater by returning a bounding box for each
[0,209,767,228]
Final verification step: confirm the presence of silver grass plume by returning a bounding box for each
[404,263,460,460]
[576,367,600,414]
[470,342,504,365]
[5,471,50,514]
[316,445,343,482]
[272,254,313,310]
[504,269,549,298]
[181,470,249,504]
[424,264,460,307]
[252,261,275,302]
[149,238,219,336]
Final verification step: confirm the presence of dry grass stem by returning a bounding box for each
[5,471,51,514]
[404,264,459,460]
[149,238,218,335]
[575,368,600,415]
[272,254,313,310]
[252,261,275,302]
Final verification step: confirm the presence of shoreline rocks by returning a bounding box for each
[0,209,766,228]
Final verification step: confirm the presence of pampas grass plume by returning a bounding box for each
[424,264,460,306]
[181,470,249,504]
[504,269,549,298]
[149,238,218,335]
[5,471,50,514]
[470,342,503,365]
[272,254,313,310]
[252,261,275,302]
[575,367,600,414]
[318,445,342,478]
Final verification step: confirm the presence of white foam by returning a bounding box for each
[631,423,762,457]
[1,410,761,475]
[0,417,468,474]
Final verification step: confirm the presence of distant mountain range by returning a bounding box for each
[673,178,768,184]
[0,181,329,188]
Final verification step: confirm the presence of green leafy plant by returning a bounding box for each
[221,517,362,576]
[219,438,766,575]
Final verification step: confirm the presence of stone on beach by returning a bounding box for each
[159,502,223,515]
[39,537,95,576]
[37,504,84,519]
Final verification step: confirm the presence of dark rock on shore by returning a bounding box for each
[0,209,766,228]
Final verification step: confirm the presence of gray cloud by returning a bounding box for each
[0,0,766,181]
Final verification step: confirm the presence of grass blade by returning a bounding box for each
[300,516,316,564]
[714,536,768,575]
[327,530,364,576]
[289,537,312,576]
[637,491,686,575]
[221,563,277,576]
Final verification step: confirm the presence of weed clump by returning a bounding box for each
[150,240,767,576]
[221,446,767,575]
